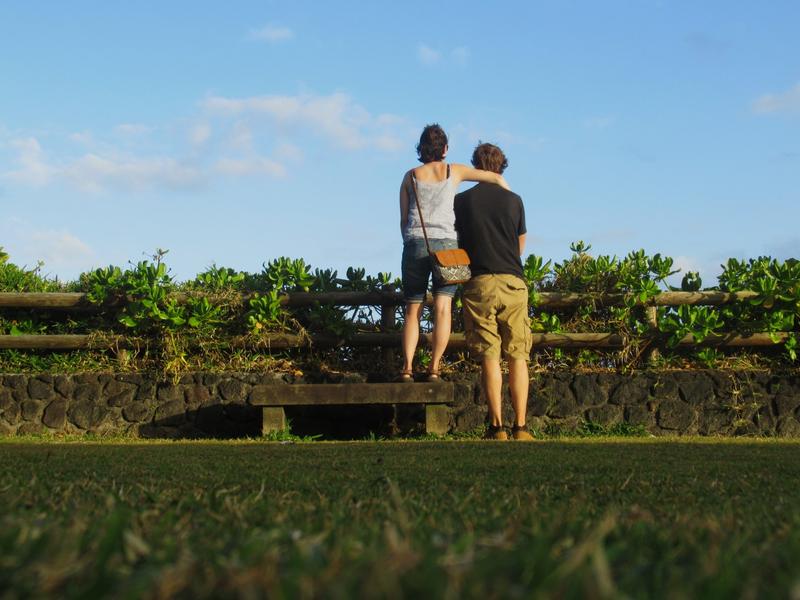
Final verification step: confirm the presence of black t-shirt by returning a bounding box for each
[454,182,526,278]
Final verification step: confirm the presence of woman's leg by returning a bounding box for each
[430,294,452,373]
[401,302,424,372]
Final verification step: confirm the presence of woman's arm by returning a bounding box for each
[399,170,412,233]
[450,163,510,190]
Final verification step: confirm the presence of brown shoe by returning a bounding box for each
[424,369,441,383]
[483,425,508,441]
[394,370,414,383]
[512,426,534,441]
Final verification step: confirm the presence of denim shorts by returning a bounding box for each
[401,238,459,302]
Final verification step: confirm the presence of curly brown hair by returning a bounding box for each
[471,142,508,174]
[416,124,448,163]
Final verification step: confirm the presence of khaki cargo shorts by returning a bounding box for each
[462,274,532,360]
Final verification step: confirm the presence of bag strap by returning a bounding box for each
[410,169,434,256]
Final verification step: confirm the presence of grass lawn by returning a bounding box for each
[2,438,799,598]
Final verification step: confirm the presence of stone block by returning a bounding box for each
[17,422,45,435]
[585,404,622,426]
[262,407,286,433]
[122,403,154,423]
[609,376,651,405]
[53,375,74,398]
[42,399,67,429]
[0,390,20,425]
[28,377,54,401]
[136,381,157,402]
[651,377,679,401]
[571,375,606,407]
[542,380,577,418]
[155,400,186,426]
[699,410,735,435]
[157,384,183,403]
[202,374,223,386]
[1,375,26,390]
[68,400,110,430]
[105,381,138,406]
[425,404,450,435]
[72,374,99,385]
[454,404,484,431]
[657,399,696,431]
[676,373,715,406]
[708,372,737,398]
[74,384,102,403]
[0,422,16,435]
[184,385,212,408]
[20,400,44,422]
[116,374,145,385]
[625,405,654,428]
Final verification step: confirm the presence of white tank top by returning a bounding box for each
[402,165,457,242]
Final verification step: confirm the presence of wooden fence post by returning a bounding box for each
[645,305,660,364]
[381,286,397,374]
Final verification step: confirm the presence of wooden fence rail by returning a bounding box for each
[0,290,762,310]
[0,332,790,352]
[0,291,791,353]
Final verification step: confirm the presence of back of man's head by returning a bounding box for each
[471,142,508,174]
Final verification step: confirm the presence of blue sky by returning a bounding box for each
[1,0,798,285]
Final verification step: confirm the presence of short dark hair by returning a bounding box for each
[416,124,448,163]
[471,142,508,174]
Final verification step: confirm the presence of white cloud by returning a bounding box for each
[215,156,286,177]
[274,142,303,162]
[65,154,204,192]
[189,122,211,147]
[69,131,94,145]
[226,121,254,151]
[3,91,406,193]
[418,44,470,67]
[0,218,95,275]
[114,123,153,137]
[29,229,94,267]
[753,83,800,114]
[203,92,405,151]
[4,137,54,186]
[417,44,441,66]
[248,24,294,43]
[1,137,205,192]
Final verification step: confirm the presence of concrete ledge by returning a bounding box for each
[249,383,454,406]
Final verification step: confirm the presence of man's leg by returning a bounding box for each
[401,302,423,372]
[482,357,503,426]
[430,295,452,373]
[508,358,529,427]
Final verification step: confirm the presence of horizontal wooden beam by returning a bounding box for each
[0,290,764,310]
[0,332,790,351]
[0,293,93,309]
[0,334,114,350]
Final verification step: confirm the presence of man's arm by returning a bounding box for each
[517,196,527,255]
[450,164,510,190]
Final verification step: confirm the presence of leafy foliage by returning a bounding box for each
[0,243,797,373]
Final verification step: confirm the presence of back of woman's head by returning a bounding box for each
[416,124,448,163]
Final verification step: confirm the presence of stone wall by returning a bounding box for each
[1,371,799,438]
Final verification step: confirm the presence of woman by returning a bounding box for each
[398,124,510,381]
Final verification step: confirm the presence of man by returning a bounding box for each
[454,143,533,441]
